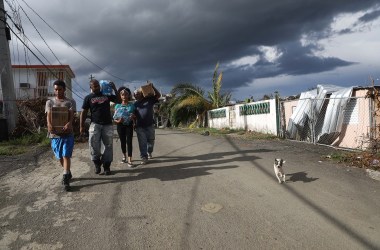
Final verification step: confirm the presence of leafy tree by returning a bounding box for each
[169,83,211,127]
[261,94,272,100]
[168,62,231,127]
[208,62,231,108]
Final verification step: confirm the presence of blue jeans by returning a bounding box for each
[135,125,155,159]
[88,123,114,163]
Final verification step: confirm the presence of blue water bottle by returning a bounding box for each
[99,80,112,96]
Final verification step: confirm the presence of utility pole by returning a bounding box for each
[89,74,95,81]
[0,0,18,134]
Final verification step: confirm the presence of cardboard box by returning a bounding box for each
[141,84,155,97]
[51,107,69,131]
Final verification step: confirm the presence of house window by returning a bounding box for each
[19,83,31,88]
[48,80,55,95]
[343,98,358,124]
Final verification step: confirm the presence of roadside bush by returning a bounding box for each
[10,129,50,146]
[11,98,81,139]
[0,129,50,155]
[12,98,48,137]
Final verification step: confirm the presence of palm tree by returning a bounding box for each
[169,62,231,127]
[208,62,231,109]
[170,83,212,127]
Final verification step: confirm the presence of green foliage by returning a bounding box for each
[10,131,49,146]
[169,62,231,128]
[329,152,347,161]
[170,102,198,127]
[0,130,50,156]
[208,62,231,108]
[169,83,211,127]
[0,145,28,155]
[261,94,272,100]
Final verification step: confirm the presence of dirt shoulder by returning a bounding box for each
[0,145,49,178]
[0,142,88,178]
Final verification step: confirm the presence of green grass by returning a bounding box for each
[0,144,29,155]
[328,152,348,162]
[0,130,50,156]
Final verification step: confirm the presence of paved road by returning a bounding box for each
[0,129,379,249]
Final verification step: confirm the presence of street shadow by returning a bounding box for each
[287,171,319,183]
[203,136,377,250]
[71,164,239,191]
[156,148,272,163]
[70,150,259,191]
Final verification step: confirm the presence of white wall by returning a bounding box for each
[208,107,230,128]
[12,69,37,89]
[208,99,278,135]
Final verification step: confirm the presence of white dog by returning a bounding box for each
[274,158,286,183]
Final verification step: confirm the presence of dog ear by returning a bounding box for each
[283,160,286,164]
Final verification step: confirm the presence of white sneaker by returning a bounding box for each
[140,158,148,165]
[127,162,134,168]
[148,153,153,159]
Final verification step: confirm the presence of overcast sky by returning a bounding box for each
[5,0,380,104]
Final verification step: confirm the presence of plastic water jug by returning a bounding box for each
[99,80,112,96]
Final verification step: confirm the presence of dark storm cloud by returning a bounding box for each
[333,8,380,37]
[10,0,380,94]
[276,42,355,75]
[358,9,380,23]
[211,41,355,89]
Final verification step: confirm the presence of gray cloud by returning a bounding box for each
[6,0,380,101]
[358,9,380,23]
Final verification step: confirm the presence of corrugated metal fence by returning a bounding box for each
[280,96,376,150]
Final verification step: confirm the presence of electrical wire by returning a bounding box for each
[3,5,87,100]
[19,0,128,82]
[18,4,63,66]
[13,5,88,95]
[6,25,85,101]
[2,3,87,104]
[5,1,99,96]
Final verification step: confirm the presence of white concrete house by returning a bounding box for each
[0,64,75,100]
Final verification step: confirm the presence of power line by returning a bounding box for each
[4,4,87,100]
[19,0,127,82]
[2,8,52,66]
[8,4,88,96]
[4,1,33,67]
[18,4,63,65]
[7,0,116,97]
[6,25,85,100]
[3,2,87,107]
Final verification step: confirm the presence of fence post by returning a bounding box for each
[275,94,280,137]
[310,98,316,144]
